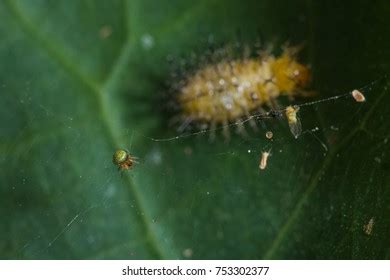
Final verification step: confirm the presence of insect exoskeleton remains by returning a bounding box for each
[265,131,273,139]
[175,45,311,138]
[259,149,272,170]
[285,105,302,139]
[351,89,366,102]
[363,217,374,235]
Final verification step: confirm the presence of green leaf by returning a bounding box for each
[1,0,389,259]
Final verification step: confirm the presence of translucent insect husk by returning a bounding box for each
[259,151,271,170]
[285,105,302,139]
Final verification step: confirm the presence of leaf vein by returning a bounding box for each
[5,0,165,259]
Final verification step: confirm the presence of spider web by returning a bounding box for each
[2,0,390,261]
[14,75,386,258]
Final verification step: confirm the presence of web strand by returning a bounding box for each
[141,76,384,142]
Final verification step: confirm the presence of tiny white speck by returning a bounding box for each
[104,184,116,198]
[221,95,233,110]
[225,103,232,110]
[182,248,193,258]
[140,34,154,50]
[146,148,162,165]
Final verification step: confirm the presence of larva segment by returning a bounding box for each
[177,47,311,129]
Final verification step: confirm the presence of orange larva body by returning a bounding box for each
[178,48,310,127]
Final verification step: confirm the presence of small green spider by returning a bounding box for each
[112,149,138,170]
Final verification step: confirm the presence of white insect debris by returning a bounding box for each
[265,131,273,139]
[285,105,302,139]
[363,217,374,235]
[351,89,366,102]
[140,33,155,50]
[182,248,193,258]
[259,150,271,170]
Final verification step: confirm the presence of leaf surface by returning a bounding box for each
[1,0,389,259]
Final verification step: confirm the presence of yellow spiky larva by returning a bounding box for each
[176,46,311,137]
